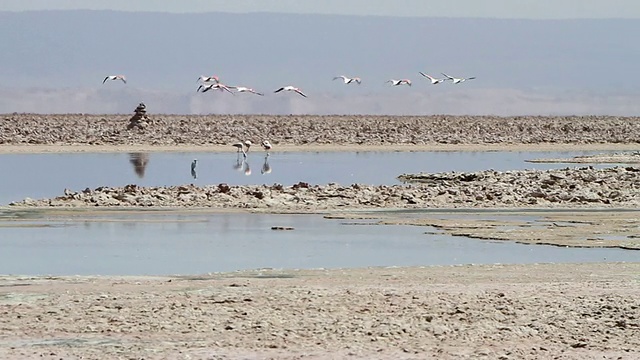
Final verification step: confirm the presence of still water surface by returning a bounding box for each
[0,211,636,276]
[0,150,634,276]
[0,150,622,205]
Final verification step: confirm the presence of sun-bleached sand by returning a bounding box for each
[0,263,638,360]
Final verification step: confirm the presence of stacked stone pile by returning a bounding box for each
[127,102,151,130]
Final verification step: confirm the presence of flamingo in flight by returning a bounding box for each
[274,86,307,97]
[197,75,219,84]
[386,79,412,86]
[419,72,446,84]
[197,83,235,95]
[333,75,361,84]
[441,73,476,84]
[103,75,126,84]
[229,86,264,96]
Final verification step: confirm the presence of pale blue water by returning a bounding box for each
[0,210,636,276]
[0,150,636,276]
[0,150,624,205]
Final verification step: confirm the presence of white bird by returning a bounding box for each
[419,72,446,84]
[232,140,252,158]
[333,75,361,85]
[441,73,476,84]
[103,75,126,84]
[197,83,235,95]
[229,86,264,96]
[386,79,412,86]
[197,75,219,84]
[261,140,272,155]
[274,86,307,98]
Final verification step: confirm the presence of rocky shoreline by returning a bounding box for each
[2,114,640,147]
[9,166,640,210]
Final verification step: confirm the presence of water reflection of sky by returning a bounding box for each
[0,212,636,276]
[0,150,626,205]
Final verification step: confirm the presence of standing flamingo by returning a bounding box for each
[261,140,272,155]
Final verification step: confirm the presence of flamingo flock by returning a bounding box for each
[103,70,477,97]
[103,70,476,163]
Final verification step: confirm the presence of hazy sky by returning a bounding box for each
[1,0,639,19]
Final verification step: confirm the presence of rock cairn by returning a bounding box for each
[127,102,151,130]
[9,166,640,210]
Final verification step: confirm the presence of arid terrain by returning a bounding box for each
[1,113,639,359]
[1,114,639,151]
[1,263,638,360]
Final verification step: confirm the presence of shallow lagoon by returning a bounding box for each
[0,150,635,276]
[0,150,620,205]
[0,210,637,276]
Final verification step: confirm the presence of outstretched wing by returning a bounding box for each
[441,73,455,80]
[274,87,285,93]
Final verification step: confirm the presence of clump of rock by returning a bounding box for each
[127,102,151,130]
[10,166,640,211]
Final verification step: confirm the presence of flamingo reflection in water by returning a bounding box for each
[129,153,150,178]
[261,154,271,174]
[191,159,197,179]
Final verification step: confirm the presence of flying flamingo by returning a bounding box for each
[103,75,126,84]
[197,83,235,95]
[274,86,307,97]
[419,72,446,84]
[333,75,361,84]
[197,75,219,84]
[386,79,412,86]
[229,86,264,96]
[441,73,476,84]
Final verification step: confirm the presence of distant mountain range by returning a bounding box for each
[1,10,638,115]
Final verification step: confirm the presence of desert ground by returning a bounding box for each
[1,114,639,359]
[1,263,638,360]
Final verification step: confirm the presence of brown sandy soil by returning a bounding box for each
[0,263,638,360]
